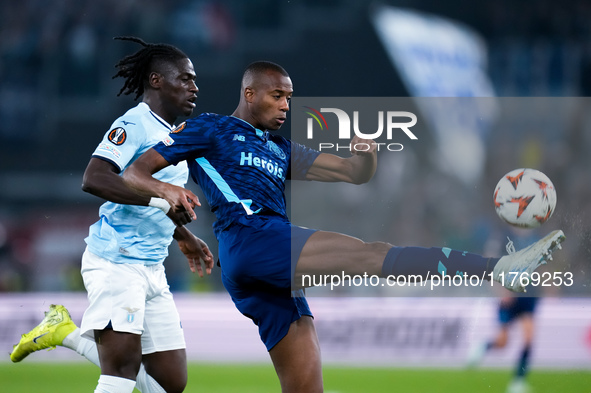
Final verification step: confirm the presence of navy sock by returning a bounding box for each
[516,345,531,378]
[382,246,498,279]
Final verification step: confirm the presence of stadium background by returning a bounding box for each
[1,0,590,392]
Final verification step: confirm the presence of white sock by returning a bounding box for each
[94,375,136,393]
[62,328,101,367]
[61,328,81,350]
[77,337,101,367]
[135,364,167,393]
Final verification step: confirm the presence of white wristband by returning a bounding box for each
[148,197,171,214]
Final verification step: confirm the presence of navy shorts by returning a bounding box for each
[499,297,538,324]
[217,215,317,351]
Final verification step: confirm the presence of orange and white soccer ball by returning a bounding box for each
[493,168,557,228]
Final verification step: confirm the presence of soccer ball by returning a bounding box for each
[493,168,557,228]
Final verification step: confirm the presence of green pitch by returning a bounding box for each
[1,362,589,392]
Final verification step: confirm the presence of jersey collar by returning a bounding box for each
[139,102,174,131]
[230,116,268,140]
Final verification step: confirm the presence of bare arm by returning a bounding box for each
[305,135,377,184]
[82,157,151,205]
[85,154,209,268]
[123,148,201,220]
[82,156,195,226]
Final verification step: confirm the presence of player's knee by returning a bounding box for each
[300,379,323,393]
[104,361,142,381]
[364,241,393,257]
[100,351,142,380]
[280,375,323,393]
[159,376,187,393]
[147,367,187,393]
[288,383,323,393]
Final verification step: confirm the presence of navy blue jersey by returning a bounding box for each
[153,113,320,235]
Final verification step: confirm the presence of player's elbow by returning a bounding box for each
[80,181,92,195]
[343,156,376,185]
[348,164,375,185]
[81,173,100,196]
[350,173,373,185]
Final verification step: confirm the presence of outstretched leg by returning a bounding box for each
[295,230,390,280]
[10,304,170,393]
[295,230,496,287]
[295,229,565,293]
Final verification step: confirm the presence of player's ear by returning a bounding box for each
[244,87,255,103]
[148,72,163,89]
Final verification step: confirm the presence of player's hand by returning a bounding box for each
[167,209,195,226]
[177,234,214,277]
[162,185,200,221]
[350,135,377,156]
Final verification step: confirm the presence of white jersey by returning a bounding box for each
[85,102,189,265]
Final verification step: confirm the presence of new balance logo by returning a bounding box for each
[233,135,245,141]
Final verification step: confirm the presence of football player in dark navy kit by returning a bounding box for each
[124,61,564,393]
[467,296,538,393]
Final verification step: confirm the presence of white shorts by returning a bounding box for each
[80,248,185,354]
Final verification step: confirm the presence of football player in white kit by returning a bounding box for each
[10,36,213,393]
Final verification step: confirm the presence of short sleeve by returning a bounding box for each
[288,141,321,180]
[92,123,144,173]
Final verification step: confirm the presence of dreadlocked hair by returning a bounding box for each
[112,36,189,100]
